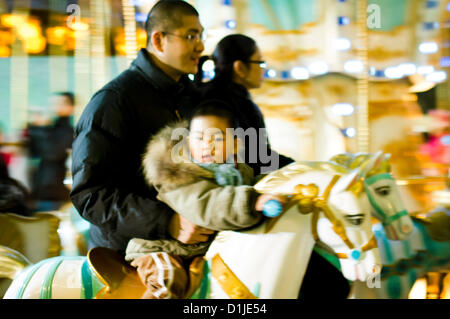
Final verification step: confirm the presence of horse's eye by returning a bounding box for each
[345,214,365,226]
[375,186,390,196]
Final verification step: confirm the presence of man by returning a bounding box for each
[28,92,74,212]
[71,1,213,253]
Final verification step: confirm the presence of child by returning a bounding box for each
[125,99,283,299]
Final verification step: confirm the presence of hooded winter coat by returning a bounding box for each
[125,122,262,261]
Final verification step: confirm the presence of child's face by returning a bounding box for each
[189,115,238,164]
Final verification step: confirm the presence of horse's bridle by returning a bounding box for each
[364,172,409,226]
[290,174,378,261]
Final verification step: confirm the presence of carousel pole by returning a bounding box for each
[90,0,107,92]
[122,0,138,65]
[356,0,370,153]
[73,0,91,122]
[48,0,69,94]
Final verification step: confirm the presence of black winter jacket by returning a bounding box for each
[70,49,200,253]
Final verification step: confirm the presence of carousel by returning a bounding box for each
[0,0,449,299]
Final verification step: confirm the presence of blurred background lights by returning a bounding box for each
[202,59,215,72]
[417,65,435,75]
[344,60,363,73]
[335,37,351,51]
[440,57,450,67]
[419,42,439,54]
[331,103,355,116]
[384,66,403,79]
[342,127,356,138]
[398,63,417,76]
[290,67,309,80]
[265,69,277,79]
[425,71,447,83]
[337,16,349,25]
[225,19,236,29]
[308,61,329,75]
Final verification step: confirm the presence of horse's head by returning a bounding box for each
[331,151,413,240]
[254,162,381,282]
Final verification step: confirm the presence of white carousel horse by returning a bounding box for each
[192,161,381,298]
[319,153,450,298]
[330,151,413,240]
[2,161,381,299]
[348,205,450,299]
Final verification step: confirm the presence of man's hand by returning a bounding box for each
[168,213,216,244]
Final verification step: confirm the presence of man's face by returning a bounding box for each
[51,95,74,117]
[159,15,205,76]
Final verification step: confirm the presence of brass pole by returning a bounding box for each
[356,0,369,153]
[122,0,138,65]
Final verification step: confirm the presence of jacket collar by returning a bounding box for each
[229,82,250,99]
[131,48,191,96]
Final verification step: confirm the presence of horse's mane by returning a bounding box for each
[330,152,391,177]
[254,161,350,194]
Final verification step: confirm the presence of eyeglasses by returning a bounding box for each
[162,32,207,43]
[247,60,267,69]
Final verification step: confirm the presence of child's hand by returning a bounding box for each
[255,194,287,212]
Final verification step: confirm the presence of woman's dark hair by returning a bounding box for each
[194,34,257,86]
[188,99,239,130]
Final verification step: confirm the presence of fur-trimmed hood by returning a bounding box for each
[142,121,214,188]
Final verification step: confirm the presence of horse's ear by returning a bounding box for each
[335,168,362,194]
[360,151,384,176]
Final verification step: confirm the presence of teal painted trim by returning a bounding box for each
[81,259,92,299]
[40,259,63,299]
[414,221,433,253]
[91,272,105,298]
[382,210,408,226]
[375,228,394,264]
[16,259,51,299]
[313,246,341,271]
[365,183,387,219]
[408,269,418,289]
[199,260,210,299]
[387,276,402,299]
[365,173,394,186]
[251,282,261,298]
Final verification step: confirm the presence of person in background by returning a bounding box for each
[28,92,74,212]
[0,151,32,216]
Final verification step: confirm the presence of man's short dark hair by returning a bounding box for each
[54,92,75,106]
[145,0,199,46]
[188,99,239,130]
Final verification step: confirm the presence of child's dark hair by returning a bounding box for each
[188,99,239,130]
